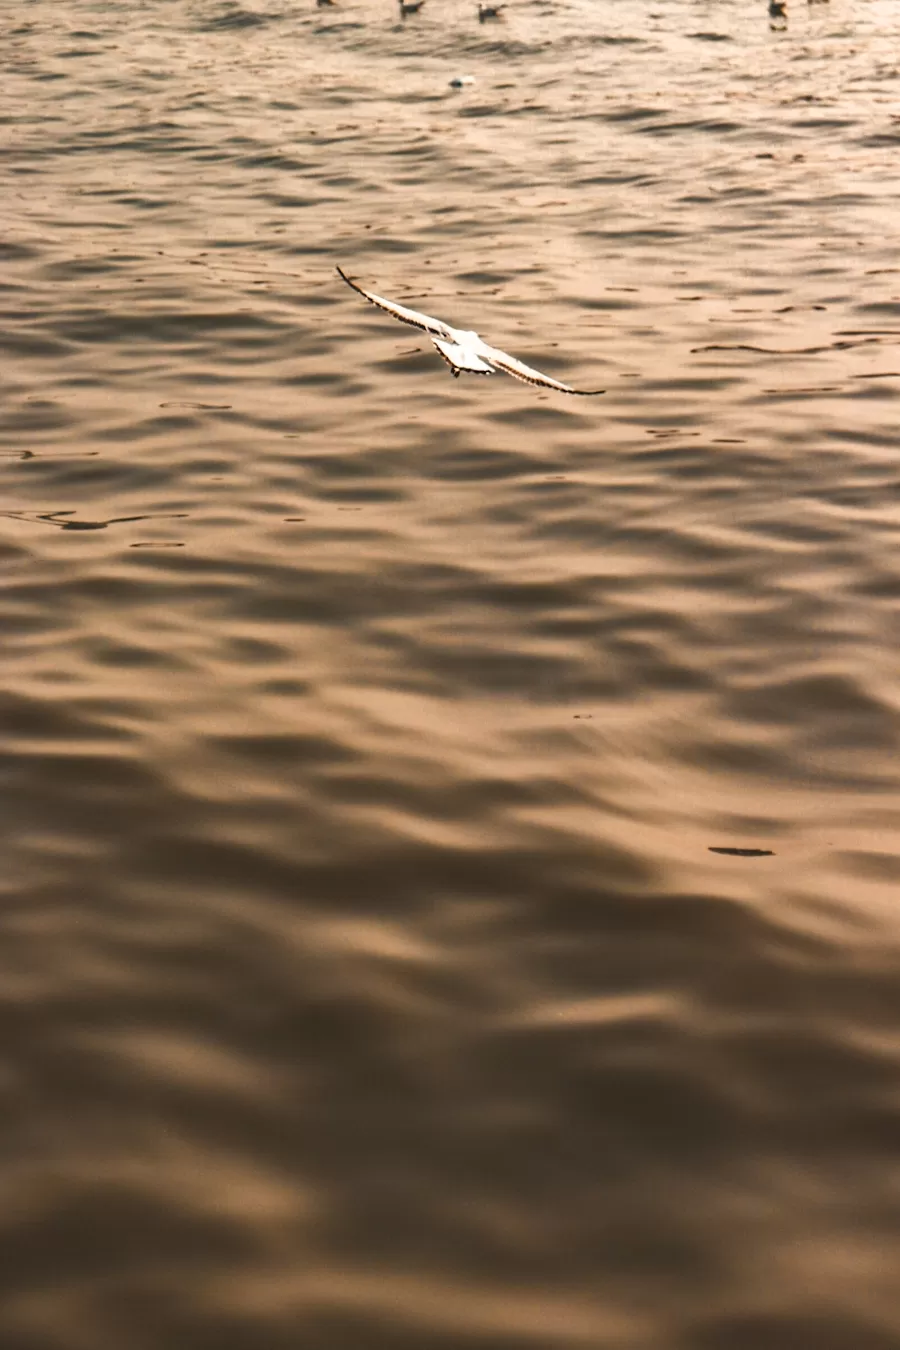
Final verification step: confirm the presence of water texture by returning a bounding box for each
[2,0,900,1345]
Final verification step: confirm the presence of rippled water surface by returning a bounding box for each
[3,0,900,1345]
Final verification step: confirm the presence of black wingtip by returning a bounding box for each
[336,265,364,297]
[336,264,361,289]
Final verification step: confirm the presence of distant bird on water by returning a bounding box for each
[316,0,335,7]
[768,0,787,19]
[398,0,426,15]
[336,266,605,395]
[478,2,506,18]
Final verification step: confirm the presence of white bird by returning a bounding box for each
[337,267,604,396]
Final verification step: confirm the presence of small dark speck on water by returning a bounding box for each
[709,847,775,857]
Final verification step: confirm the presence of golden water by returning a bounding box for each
[2,1,900,1345]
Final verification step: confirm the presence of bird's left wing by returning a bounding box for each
[337,266,447,337]
[477,340,605,396]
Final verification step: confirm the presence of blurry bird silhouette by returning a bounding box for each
[399,0,426,15]
[478,2,506,18]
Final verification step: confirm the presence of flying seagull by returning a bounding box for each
[336,266,604,395]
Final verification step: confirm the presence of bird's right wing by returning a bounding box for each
[337,266,448,337]
[478,341,605,395]
[431,336,495,376]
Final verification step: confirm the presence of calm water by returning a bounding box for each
[3,0,900,1346]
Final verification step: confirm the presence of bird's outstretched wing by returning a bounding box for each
[431,336,495,376]
[336,266,447,338]
[477,341,605,396]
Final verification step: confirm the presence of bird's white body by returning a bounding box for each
[336,267,603,396]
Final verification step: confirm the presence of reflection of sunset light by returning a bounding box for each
[2,2,900,1347]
